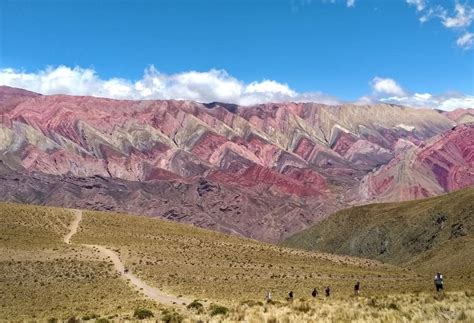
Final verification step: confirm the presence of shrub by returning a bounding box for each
[367,298,379,308]
[133,308,154,320]
[161,309,184,323]
[187,299,204,311]
[82,314,99,320]
[66,317,79,323]
[209,304,229,316]
[47,319,58,323]
[388,302,400,310]
[96,319,110,323]
[293,301,311,313]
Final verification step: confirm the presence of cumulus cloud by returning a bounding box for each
[370,77,406,96]
[456,31,474,48]
[346,0,355,8]
[359,76,474,111]
[1,66,472,111]
[0,65,340,106]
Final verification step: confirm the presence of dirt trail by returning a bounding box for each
[64,209,82,244]
[64,209,190,307]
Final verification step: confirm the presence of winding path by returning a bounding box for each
[65,209,190,307]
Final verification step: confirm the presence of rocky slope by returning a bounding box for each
[0,86,472,241]
[281,187,474,275]
[354,124,474,202]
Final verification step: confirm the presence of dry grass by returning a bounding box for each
[74,209,428,304]
[1,202,473,321]
[186,291,474,322]
[0,203,160,321]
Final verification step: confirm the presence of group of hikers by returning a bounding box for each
[264,273,444,302]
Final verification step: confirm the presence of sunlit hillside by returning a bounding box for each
[1,202,473,321]
[282,187,474,279]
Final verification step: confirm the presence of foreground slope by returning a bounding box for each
[1,202,473,321]
[282,187,474,276]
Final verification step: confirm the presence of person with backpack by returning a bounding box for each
[354,281,360,295]
[288,291,294,301]
[311,288,318,298]
[434,272,444,292]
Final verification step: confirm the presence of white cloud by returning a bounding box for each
[456,31,474,48]
[406,0,426,12]
[1,66,472,111]
[0,65,340,106]
[245,80,296,96]
[359,76,473,111]
[406,1,474,49]
[370,77,406,96]
[346,0,355,8]
[440,2,474,29]
[380,93,474,111]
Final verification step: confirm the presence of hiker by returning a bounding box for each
[434,272,444,292]
[325,286,331,297]
[288,291,294,301]
[311,288,318,298]
[354,281,360,295]
[265,291,272,303]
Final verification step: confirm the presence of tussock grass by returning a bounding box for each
[189,292,474,322]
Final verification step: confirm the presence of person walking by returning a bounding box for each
[311,288,318,298]
[288,291,294,301]
[265,291,272,303]
[354,281,360,296]
[325,286,331,297]
[434,272,444,292]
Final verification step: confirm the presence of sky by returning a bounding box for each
[0,0,473,110]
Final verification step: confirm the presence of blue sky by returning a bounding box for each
[0,0,473,109]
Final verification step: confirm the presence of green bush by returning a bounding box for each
[187,299,204,311]
[161,309,183,323]
[209,304,229,316]
[133,308,154,320]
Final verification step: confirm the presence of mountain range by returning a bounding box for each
[0,85,472,242]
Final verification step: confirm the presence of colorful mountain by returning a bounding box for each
[0,86,472,241]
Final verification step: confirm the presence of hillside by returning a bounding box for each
[1,202,473,321]
[282,187,474,276]
[1,86,473,242]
